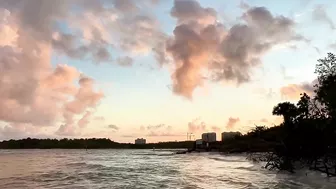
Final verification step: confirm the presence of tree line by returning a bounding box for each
[0,138,194,149]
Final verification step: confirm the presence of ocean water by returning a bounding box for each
[1,150,336,189]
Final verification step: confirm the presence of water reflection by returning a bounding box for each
[0,150,336,188]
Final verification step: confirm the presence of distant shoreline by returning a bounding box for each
[0,137,275,154]
[0,138,196,150]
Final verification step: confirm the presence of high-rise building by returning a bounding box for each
[135,138,146,144]
[201,132,216,142]
[221,132,241,141]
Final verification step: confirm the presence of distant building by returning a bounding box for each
[135,138,146,144]
[201,132,216,142]
[195,139,203,145]
[221,132,241,141]
[195,139,203,149]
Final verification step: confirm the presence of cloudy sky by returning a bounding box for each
[0,0,334,142]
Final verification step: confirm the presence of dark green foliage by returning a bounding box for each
[221,53,336,176]
[272,102,298,125]
[314,53,336,117]
[260,53,336,176]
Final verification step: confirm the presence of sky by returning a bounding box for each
[0,0,335,143]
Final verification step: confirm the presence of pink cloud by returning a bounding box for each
[93,116,105,121]
[188,118,207,133]
[65,77,104,114]
[280,80,317,100]
[77,111,92,128]
[0,8,104,138]
[55,124,79,136]
[164,0,306,99]
[211,126,221,132]
[226,117,240,130]
[0,0,312,140]
[0,123,56,140]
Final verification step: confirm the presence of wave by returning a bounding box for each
[86,163,108,170]
[3,150,336,189]
[209,157,247,163]
[158,153,175,156]
[65,162,110,171]
[66,162,87,166]
[235,166,260,172]
[218,177,255,188]
[132,152,175,156]
[132,153,158,156]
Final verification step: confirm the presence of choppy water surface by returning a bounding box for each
[1,150,336,188]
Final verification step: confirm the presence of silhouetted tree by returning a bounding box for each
[314,53,336,118]
[272,102,298,125]
[248,53,336,176]
[296,93,311,120]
